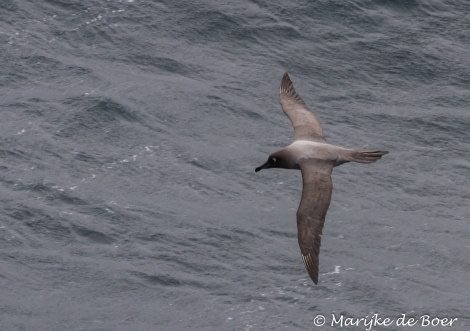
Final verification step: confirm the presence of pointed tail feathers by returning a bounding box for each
[350,149,389,164]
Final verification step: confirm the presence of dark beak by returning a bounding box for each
[255,159,271,172]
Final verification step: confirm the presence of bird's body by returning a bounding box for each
[280,140,360,170]
[256,73,388,284]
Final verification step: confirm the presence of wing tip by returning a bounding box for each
[302,253,319,285]
[280,72,292,94]
[280,72,306,107]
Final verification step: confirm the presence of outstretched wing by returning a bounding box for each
[279,73,326,142]
[297,161,333,284]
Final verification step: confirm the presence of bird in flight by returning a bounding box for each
[256,73,388,284]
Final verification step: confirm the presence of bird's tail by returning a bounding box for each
[349,149,389,164]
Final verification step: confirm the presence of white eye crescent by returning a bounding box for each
[272,157,277,162]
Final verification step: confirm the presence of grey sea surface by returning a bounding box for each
[1,1,469,330]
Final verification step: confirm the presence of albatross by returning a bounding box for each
[255,73,388,284]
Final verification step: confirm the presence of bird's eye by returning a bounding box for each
[271,157,277,163]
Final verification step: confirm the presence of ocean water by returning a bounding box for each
[1,1,469,330]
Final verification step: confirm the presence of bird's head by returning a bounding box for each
[255,155,278,172]
[255,151,295,172]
